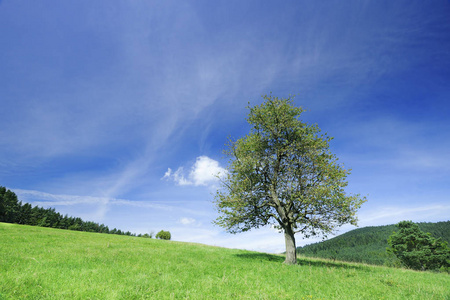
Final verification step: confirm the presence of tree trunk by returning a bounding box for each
[284,226,297,264]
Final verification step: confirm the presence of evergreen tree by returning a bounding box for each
[0,187,21,223]
[18,203,33,225]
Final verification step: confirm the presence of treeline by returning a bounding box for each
[0,186,149,237]
[296,221,450,266]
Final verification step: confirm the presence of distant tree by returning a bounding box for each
[99,224,109,234]
[213,95,366,264]
[38,216,50,227]
[60,215,74,230]
[31,206,46,226]
[156,230,171,240]
[0,187,5,220]
[387,221,450,271]
[18,203,33,225]
[142,231,153,239]
[0,187,21,223]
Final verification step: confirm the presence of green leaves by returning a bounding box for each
[214,94,366,261]
[155,230,171,240]
[388,221,450,271]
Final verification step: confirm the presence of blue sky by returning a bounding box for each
[1,1,449,253]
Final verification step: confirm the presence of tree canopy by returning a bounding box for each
[156,230,171,240]
[388,220,450,271]
[214,95,366,264]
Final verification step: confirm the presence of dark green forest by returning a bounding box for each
[297,221,450,266]
[0,186,148,237]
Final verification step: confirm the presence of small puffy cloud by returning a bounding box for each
[162,167,192,186]
[163,156,227,187]
[177,217,204,228]
[179,217,197,225]
[190,156,227,186]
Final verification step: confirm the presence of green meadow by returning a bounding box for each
[0,223,449,299]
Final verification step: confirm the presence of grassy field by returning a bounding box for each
[0,223,449,299]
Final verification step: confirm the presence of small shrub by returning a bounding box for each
[156,230,171,240]
[141,231,154,239]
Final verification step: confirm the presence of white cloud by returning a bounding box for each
[179,217,196,225]
[190,156,227,186]
[163,156,227,187]
[178,217,198,226]
[359,204,450,227]
[162,167,192,186]
[11,188,202,217]
[13,189,108,206]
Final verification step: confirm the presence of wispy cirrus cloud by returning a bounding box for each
[359,204,450,226]
[11,188,194,216]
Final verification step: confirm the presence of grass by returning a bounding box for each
[0,222,449,299]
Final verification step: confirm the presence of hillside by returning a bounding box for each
[1,222,449,299]
[0,186,142,237]
[297,221,450,266]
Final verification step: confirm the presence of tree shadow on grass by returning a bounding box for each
[235,252,370,271]
[234,252,285,263]
[297,257,370,271]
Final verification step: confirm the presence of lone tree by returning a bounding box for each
[214,95,366,264]
[156,230,171,240]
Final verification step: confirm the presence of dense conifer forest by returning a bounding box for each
[297,221,450,266]
[0,186,150,237]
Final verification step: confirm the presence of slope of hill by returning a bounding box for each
[0,186,143,237]
[296,221,450,266]
[1,222,449,299]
